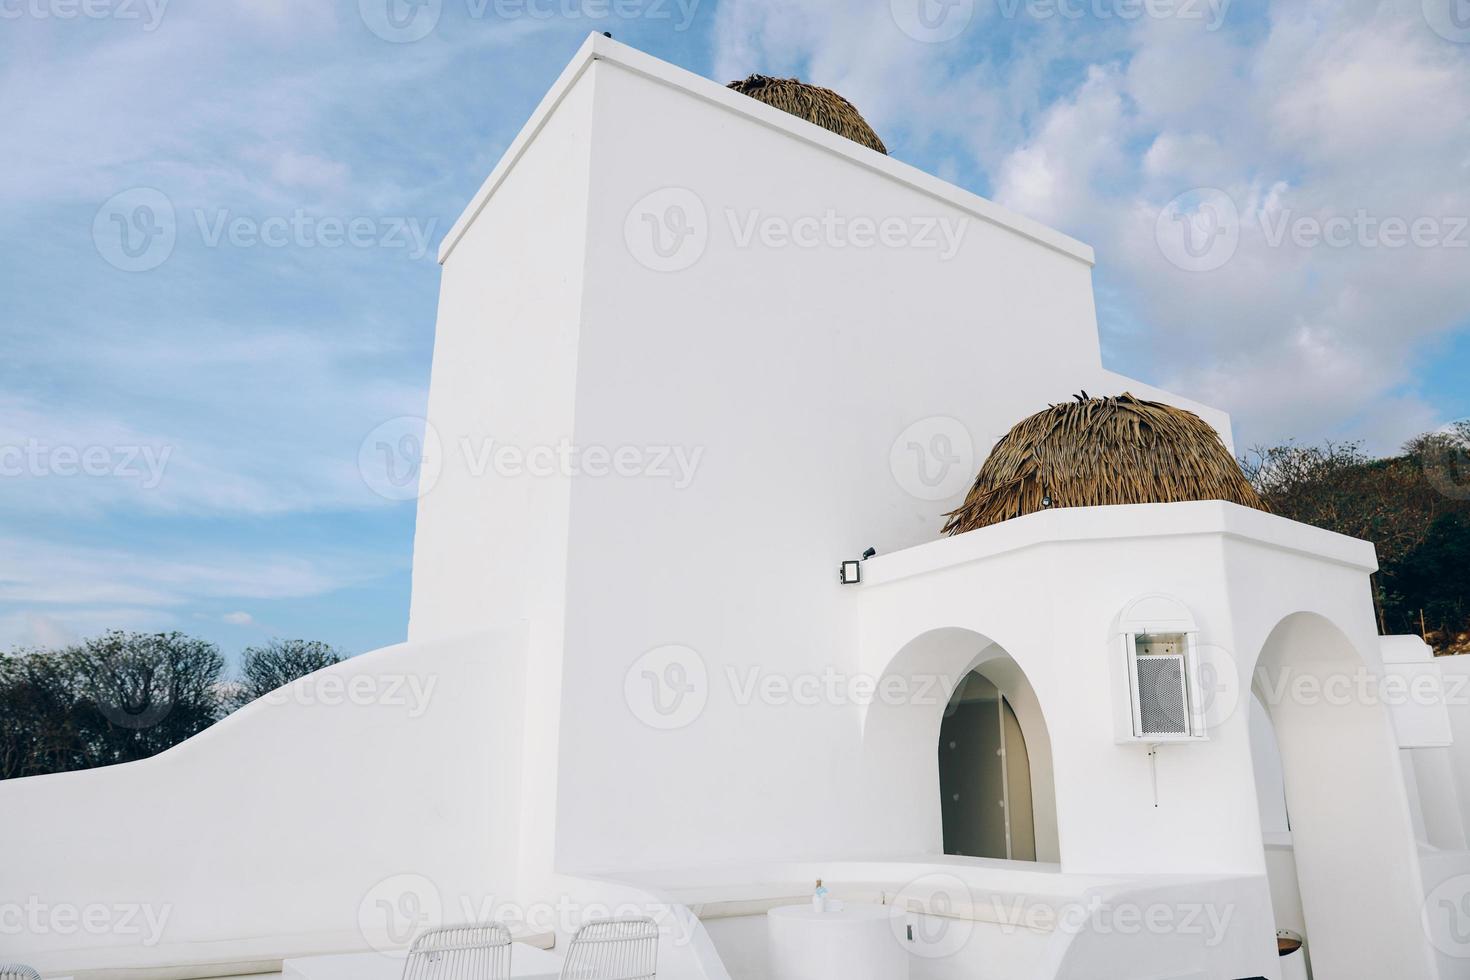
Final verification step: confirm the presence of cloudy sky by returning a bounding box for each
[1,0,1466,659]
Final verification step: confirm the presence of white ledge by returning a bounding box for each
[862,500,1378,586]
[438,33,1095,267]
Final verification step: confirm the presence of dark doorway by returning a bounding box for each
[939,671,1036,860]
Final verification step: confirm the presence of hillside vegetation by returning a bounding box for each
[1241,421,1470,655]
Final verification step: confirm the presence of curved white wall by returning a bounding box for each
[1255,613,1437,980]
[0,630,527,977]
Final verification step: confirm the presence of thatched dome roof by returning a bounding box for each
[726,75,887,154]
[943,393,1268,535]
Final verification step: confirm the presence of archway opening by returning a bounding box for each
[1252,612,1435,980]
[861,627,1059,864]
[1249,690,1311,973]
[939,671,1036,860]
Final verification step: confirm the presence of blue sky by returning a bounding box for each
[2,0,1467,662]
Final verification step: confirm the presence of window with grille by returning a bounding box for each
[1125,630,1203,740]
[1134,656,1189,736]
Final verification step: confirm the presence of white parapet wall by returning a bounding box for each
[1437,655,1470,847]
[0,630,530,979]
[1382,635,1455,749]
[612,858,1273,980]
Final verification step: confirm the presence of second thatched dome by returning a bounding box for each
[942,393,1268,535]
[726,74,887,154]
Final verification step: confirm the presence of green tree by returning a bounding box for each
[73,631,227,763]
[1241,423,1470,652]
[0,649,89,778]
[230,639,342,710]
[0,631,226,779]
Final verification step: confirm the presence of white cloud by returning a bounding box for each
[993,64,1128,229]
[265,150,353,192]
[0,536,355,607]
[0,608,168,653]
[1141,132,1224,183]
[1115,7,1470,449]
[0,535,387,651]
[713,0,1470,452]
[0,317,429,519]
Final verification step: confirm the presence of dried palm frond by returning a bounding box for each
[726,74,888,154]
[943,393,1267,535]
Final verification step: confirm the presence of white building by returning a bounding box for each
[6,33,1470,980]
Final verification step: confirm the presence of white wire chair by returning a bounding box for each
[400,922,514,980]
[558,917,659,980]
[0,967,41,980]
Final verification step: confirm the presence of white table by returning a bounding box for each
[282,943,562,980]
[767,903,910,980]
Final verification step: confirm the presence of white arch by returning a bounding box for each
[1252,611,1436,980]
[1115,592,1198,635]
[860,626,1060,863]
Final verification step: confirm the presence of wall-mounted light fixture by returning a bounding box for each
[839,547,878,585]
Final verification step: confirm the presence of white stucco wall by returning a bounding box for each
[418,35,1238,878]
[1438,656,1470,847]
[853,502,1375,874]
[407,44,594,645]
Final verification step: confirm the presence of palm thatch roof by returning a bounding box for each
[726,75,888,154]
[942,393,1268,535]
